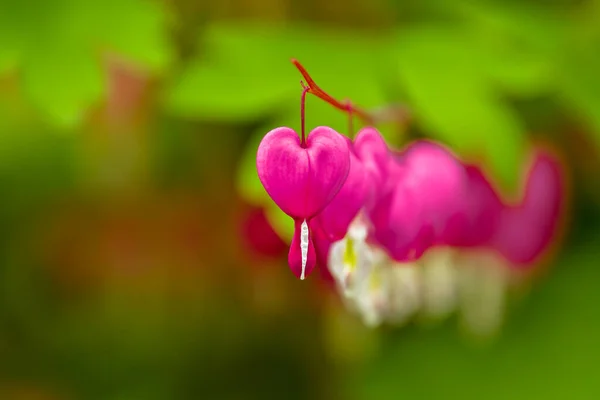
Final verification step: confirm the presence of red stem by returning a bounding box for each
[300,83,310,146]
[291,59,375,125]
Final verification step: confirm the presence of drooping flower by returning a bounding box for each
[256,126,350,279]
[369,140,467,262]
[490,149,565,266]
[441,165,504,248]
[436,148,565,337]
[313,137,370,242]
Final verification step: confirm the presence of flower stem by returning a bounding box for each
[292,59,412,130]
[300,83,310,147]
[292,59,376,125]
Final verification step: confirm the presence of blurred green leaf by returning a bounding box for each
[559,58,600,149]
[94,0,174,73]
[166,22,392,123]
[237,129,269,206]
[166,62,297,121]
[556,7,600,149]
[22,42,104,127]
[393,26,526,190]
[0,0,173,128]
[457,1,564,96]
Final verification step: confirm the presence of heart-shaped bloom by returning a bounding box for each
[256,126,351,279]
[257,126,350,220]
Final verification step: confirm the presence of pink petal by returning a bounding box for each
[256,126,351,219]
[314,142,370,241]
[369,141,467,261]
[442,165,503,247]
[311,222,334,282]
[353,127,395,208]
[354,127,391,187]
[369,179,430,261]
[492,151,564,266]
[399,141,467,236]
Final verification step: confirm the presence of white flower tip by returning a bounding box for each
[300,219,309,281]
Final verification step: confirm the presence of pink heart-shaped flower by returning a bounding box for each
[256,126,351,219]
[314,139,370,242]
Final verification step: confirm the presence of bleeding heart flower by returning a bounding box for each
[399,141,467,238]
[370,141,467,261]
[256,126,350,279]
[353,127,391,184]
[256,126,350,220]
[353,127,394,208]
[314,138,370,242]
[442,165,503,248]
[491,150,565,266]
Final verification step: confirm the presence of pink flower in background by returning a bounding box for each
[441,164,504,248]
[491,150,565,267]
[313,136,370,242]
[240,205,287,259]
[369,140,467,262]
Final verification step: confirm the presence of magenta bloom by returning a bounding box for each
[256,126,350,279]
[353,127,392,188]
[256,126,350,220]
[369,141,467,261]
[491,150,565,266]
[441,165,504,248]
[313,137,370,242]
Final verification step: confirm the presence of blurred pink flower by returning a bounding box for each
[491,149,566,267]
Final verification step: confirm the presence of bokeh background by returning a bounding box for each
[0,0,599,398]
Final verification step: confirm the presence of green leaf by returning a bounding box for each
[237,129,271,206]
[394,26,526,190]
[456,1,564,97]
[166,22,392,124]
[166,62,297,121]
[556,14,600,149]
[92,0,174,73]
[0,0,173,128]
[22,42,105,128]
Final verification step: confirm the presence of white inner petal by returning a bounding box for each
[457,251,510,337]
[300,219,309,280]
[421,248,458,319]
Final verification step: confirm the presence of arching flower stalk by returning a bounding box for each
[255,60,566,334]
